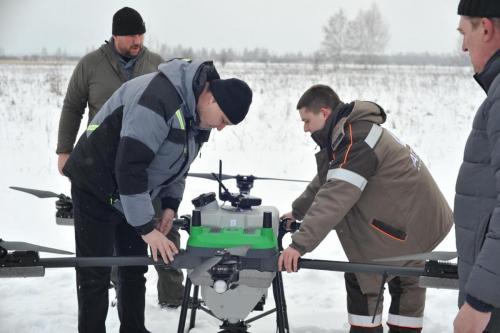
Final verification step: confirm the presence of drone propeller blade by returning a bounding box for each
[253,176,309,183]
[9,186,61,199]
[373,251,457,262]
[0,240,73,255]
[188,256,223,280]
[188,173,309,183]
[188,173,235,181]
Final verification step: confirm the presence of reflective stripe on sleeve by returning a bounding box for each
[348,313,382,327]
[364,124,383,149]
[175,109,185,130]
[387,314,423,328]
[327,168,367,191]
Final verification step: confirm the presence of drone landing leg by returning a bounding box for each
[189,285,200,330]
[277,272,290,331]
[178,277,193,333]
[272,272,289,333]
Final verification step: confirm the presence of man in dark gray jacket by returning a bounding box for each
[56,7,185,308]
[455,1,500,332]
[63,58,252,332]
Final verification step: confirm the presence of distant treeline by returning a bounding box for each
[0,48,469,67]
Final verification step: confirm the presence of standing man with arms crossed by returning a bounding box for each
[278,85,453,333]
[56,7,185,309]
[62,58,253,332]
[454,1,500,332]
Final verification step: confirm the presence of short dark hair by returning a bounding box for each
[468,17,500,29]
[296,84,341,114]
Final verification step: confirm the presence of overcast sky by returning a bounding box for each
[0,0,461,57]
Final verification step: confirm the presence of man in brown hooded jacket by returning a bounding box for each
[278,85,453,333]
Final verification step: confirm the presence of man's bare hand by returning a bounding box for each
[278,246,301,273]
[156,208,175,235]
[141,229,178,263]
[58,153,70,175]
[454,302,491,333]
[280,211,295,221]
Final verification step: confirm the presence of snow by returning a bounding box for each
[0,61,484,332]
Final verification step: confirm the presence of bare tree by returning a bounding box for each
[321,3,390,60]
[321,9,349,61]
[357,3,390,55]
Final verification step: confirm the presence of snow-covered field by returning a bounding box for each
[0,61,484,332]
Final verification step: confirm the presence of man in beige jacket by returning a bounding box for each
[278,84,453,333]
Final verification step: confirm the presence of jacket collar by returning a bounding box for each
[311,102,354,148]
[474,49,500,93]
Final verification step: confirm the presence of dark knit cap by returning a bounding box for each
[458,0,500,17]
[112,7,146,36]
[210,78,253,125]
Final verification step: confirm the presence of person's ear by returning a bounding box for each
[482,18,495,43]
[320,107,331,119]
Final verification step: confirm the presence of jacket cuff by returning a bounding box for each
[134,220,156,236]
[466,294,494,313]
[56,147,73,154]
[290,240,307,256]
[161,197,181,212]
[291,207,304,221]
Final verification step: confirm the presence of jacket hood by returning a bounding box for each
[312,100,386,147]
[348,100,386,124]
[158,59,220,121]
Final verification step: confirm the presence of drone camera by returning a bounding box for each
[192,192,217,208]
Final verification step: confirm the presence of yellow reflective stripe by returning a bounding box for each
[87,124,99,132]
[175,109,185,130]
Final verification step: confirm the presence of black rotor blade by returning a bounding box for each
[188,173,235,181]
[188,173,309,183]
[188,256,223,280]
[253,176,309,183]
[9,186,61,199]
[187,245,251,280]
[372,251,457,262]
[0,240,73,255]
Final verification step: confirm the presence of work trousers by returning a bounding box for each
[345,273,425,333]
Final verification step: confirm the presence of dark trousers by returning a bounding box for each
[155,227,184,304]
[72,185,150,333]
[345,273,424,333]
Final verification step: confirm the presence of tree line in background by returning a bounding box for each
[0,3,469,67]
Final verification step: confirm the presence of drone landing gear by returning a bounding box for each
[177,273,290,333]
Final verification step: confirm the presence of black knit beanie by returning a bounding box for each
[210,79,253,125]
[112,7,146,36]
[458,0,500,17]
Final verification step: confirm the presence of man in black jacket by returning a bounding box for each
[454,1,500,332]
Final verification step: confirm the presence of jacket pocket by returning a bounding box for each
[168,148,185,169]
[370,219,407,241]
[474,212,492,259]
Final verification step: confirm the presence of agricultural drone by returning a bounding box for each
[1,162,458,333]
